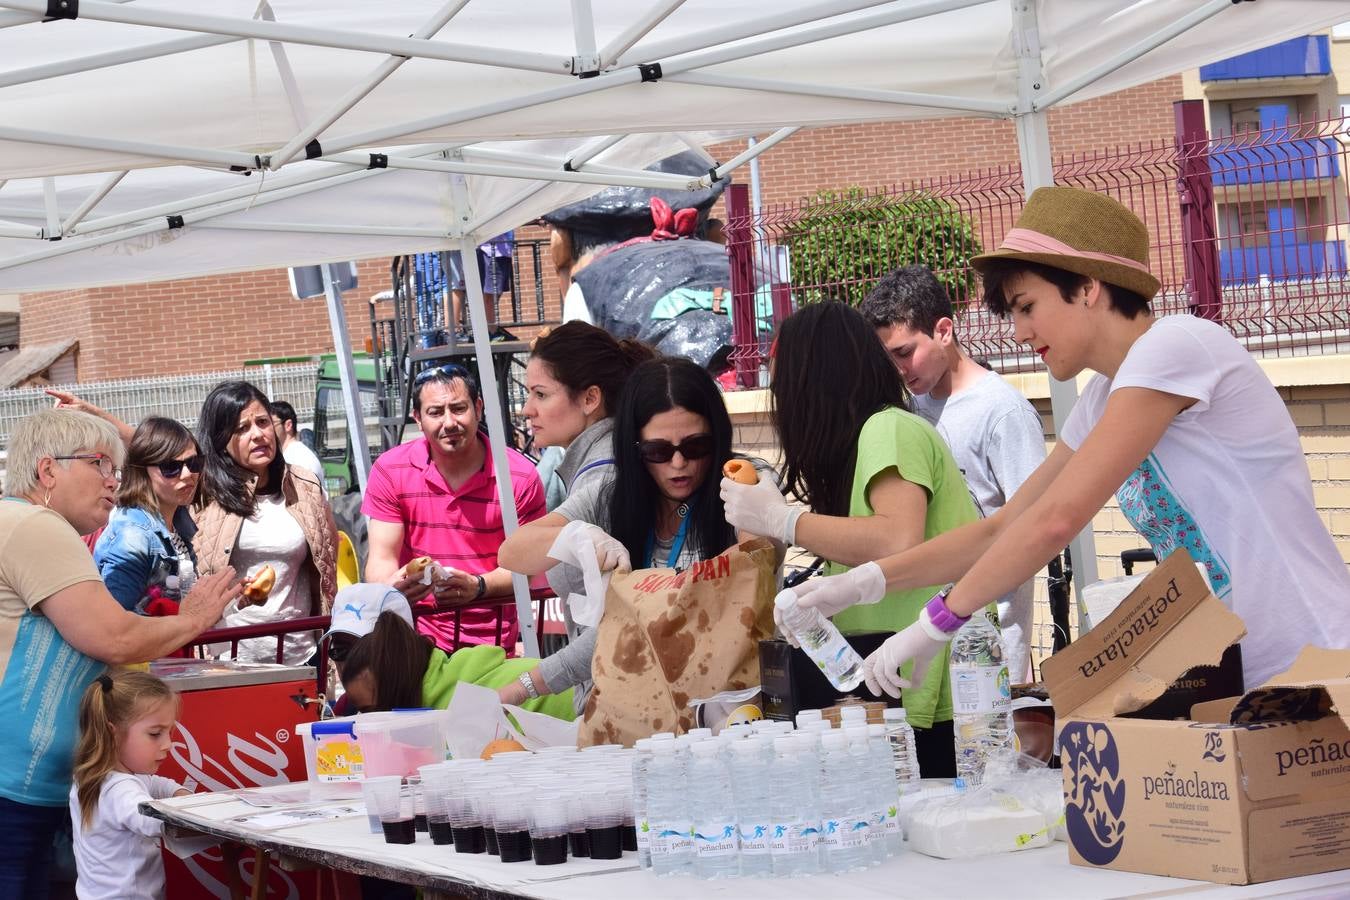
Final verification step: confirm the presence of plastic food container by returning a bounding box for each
[296,709,452,799]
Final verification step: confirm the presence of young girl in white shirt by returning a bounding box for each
[69,670,190,900]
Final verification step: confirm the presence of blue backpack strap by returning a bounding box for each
[573,458,614,481]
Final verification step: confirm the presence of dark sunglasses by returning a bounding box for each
[413,363,472,387]
[636,433,716,464]
[149,456,205,479]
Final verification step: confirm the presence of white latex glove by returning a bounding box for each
[554,519,631,573]
[774,562,886,647]
[862,609,952,699]
[720,475,804,545]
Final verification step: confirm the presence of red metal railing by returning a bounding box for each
[725,101,1350,376]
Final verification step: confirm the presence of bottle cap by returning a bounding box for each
[732,739,763,756]
[795,709,822,725]
[686,727,713,740]
[773,589,799,610]
[867,724,886,738]
[882,707,908,722]
[650,732,676,741]
[839,706,867,723]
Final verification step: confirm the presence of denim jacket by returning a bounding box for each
[94,505,198,613]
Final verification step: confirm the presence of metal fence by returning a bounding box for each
[725,102,1350,376]
[0,362,317,452]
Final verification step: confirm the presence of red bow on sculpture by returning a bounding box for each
[649,197,698,241]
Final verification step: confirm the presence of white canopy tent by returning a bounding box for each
[0,0,1341,654]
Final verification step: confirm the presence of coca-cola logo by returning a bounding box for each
[171,721,292,793]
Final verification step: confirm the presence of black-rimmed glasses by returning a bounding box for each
[636,433,715,464]
[54,453,122,482]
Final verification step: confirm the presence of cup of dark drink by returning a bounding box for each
[529,793,569,866]
[364,776,415,844]
[419,764,455,846]
[493,790,533,863]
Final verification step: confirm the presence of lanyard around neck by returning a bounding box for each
[644,504,691,569]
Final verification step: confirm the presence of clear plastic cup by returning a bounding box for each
[363,776,414,844]
[529,793,570,865]
[405,775,427,832]
[586,791,626,859]
[494,790,533,863]
[418,764,455,846]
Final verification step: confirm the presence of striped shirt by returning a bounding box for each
[362,434,545,650]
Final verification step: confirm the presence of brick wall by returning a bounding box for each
[19,77,1183,381]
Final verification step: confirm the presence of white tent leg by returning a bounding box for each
[452,183,539,659]
[1013,0,1097,623]
[320,264,372,493]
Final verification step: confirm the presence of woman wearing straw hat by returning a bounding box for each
[776,185,1350,698]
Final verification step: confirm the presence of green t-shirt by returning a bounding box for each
[828,406,979,728]
[421,644,576,723]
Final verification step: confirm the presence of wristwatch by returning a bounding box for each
[517,671,539,700]
[472,574,487,600]
[923,583,971,634]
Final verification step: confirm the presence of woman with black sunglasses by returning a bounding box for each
[498,357,768,713]
[94,417,205,613]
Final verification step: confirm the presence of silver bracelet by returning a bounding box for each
[518,671,539,700]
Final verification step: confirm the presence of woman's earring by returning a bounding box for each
[42,490,51,507]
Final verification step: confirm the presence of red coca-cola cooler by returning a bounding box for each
[151,658,322,899]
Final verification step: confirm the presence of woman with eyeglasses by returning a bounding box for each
[93,417,205,613]
[0,409,238,897]
[194,381,338,665]
[497,356,768,712]
[719,301,980,776]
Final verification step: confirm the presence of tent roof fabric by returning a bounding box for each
[0,1,1342,291]
[0,337,77,389]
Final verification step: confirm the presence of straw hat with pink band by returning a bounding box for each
[970,186,1161,302]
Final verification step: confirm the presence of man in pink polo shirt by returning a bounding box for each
[362,364,545,652]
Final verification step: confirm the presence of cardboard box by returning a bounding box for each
[758,632,892,720]
[1044,550,1350,885]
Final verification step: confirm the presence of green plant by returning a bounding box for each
[779,187,982,307]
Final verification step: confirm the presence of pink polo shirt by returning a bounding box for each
[362,433,546,651]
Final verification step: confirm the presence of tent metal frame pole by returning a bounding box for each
[704,127,798,184]
[40,177,59,237]
[204,221,449,238]
[269,0,472,169]
[0,124,262,170]
[465,134,628,234]
[570,0,599,71]
[0,34,238,90]
[0,0,131,29]
[0,220,39,238]
[670,71,1010,117]
[260,2,313,133]
[60,171,126,234]
[1011,0,1098,620]
[324,149,698,190]
[456,146,695,184]
[0,0,572,74]
[319,68,643,156]
[320,263,372,494]
[614,0,902,68]
[450,180,540,660]
[1033,0,1234,111]
[597,0,686,68]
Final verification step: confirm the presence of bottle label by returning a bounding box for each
[693,821,738,857]
[738,821,770,856]
[951,663,1011,714]
[636,818,651,852]
[801,627,861,686]
[769,820,820,856]
[820,813,867,851]
[882,805,901,837]
[651,821,692,858]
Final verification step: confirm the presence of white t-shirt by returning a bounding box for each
[283,440,326,485]
[69,772,181,900]
[1061,315,1350,687]
[218,493,315,665]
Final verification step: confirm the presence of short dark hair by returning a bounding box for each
[412,364,481,413]
[530,322,654,418]
[119,417,199,516]
[196,380,284,517]
[270,401,297,432]
[858,264,954,337]
[980,258,1151,320]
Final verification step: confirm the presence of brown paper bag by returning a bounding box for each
[579,538,778,747]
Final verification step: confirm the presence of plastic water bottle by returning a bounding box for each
[632,739,654,869]
[817,733,871,873]
[774,591,865,691]
[647,739,693,876]
[867,724,903,856]
[689,741,739,879]
[882,707,921,788]
[839,705,868,727]
[767,736,821,877]
[843,726,886,866]
[949,610,1014,786]
[729,740,772,877]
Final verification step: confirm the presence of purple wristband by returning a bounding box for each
[924,584,970,634]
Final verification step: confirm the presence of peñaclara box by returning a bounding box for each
[1043,549,1350,885]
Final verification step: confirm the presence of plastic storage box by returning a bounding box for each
[296,709,451,799]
